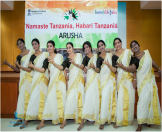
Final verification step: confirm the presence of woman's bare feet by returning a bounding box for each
[13,120,22,127]
[143,124,151,127]
[99,124,104,130]
[113,123,118,129]
[20,120,28,129]
[136,124,142,131]
[36,121,45,130]
[60,120,66,129]
[77,123,84,131]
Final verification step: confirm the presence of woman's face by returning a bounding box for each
[131,42,140,53]
[67,44,73,54]
[98,42,105,53]
[114,39,122,50]
[47,43,54,53]
[32,41,40,51]
[17,40,25,50]
[84,44,91,54]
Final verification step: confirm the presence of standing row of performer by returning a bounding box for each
[2,38,161,131]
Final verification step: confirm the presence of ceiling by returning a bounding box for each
[1,1,14,10]
[141,1,161,9]
[0,1,161,10]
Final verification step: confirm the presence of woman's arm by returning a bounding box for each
[69,58,84,70]
[83,67,87,73]
[19,66,32,72]
[27,62,45,73]
[89,62,100,73]
[64,69,69,82]
[13,60,32,72]
[152,60,161,77]
[132,72,137,89]
[48,58,64,70]
[115,62,136,73]
[2,59,20,72]
[103,59,117,73]
[34,67,45,73]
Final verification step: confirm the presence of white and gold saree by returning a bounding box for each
[116,49,135,126]
[25,52,49,120]
[136,50,161,125]
[64,53,85,124]
[100,53,117,125]
[42,54,66,124]
[82,54,100,125]
[17,50,34,119]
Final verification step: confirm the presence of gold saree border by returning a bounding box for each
[64,91,83,124]
[67,70,84,96]
[20,54,28,64]
[47,71,60,96]
[85,72,97,92]
[31,73,49,94]
[38,90,45,120]
[116,120,133,126]
[19,72,33,91]
[152,84,161,125]
[117,50,133,92]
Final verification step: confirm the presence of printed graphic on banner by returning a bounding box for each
[25,1,118,49]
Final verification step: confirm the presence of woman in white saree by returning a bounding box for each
[76,41,100,131]
[106,38,135,128]
[2,38,34,126]
[117,40,161,131]
[88,40,116,130]
[95,40,117,130]
[32,40,66,130]
[50,42,85,129]
[20,38,49,129]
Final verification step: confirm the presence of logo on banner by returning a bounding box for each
[63,8,80,21]
[95,10,117,15]
[27,9,31,16]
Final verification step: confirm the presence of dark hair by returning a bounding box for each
[113,38,122,47]
[31,38,40,45]
[17,38,26,49]
[82,41,92,53]
[47,40,57,53]
[66,42,73,48]
[17,38,25,45]
[97,40,106,55]
[130,40,140,48]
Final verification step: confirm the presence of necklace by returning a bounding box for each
[69,53,75,59]
[117,48,124,54]
[87,53,93,58]
[35,51,42,56]
[49,54,56,58]
[20,49,28,55]
[135,51,142,57]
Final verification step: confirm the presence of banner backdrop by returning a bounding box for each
[25,1,118,49]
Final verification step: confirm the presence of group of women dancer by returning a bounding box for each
[2,37,161,131]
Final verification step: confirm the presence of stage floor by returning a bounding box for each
[1,118,161,131]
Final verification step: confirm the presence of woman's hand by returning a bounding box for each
[116,61,125,70]
[1,59,10,66]
[133,79,137,89]
[27,62,35,69]
[48,57,54,64]
[158,70,161,78]
[83,67,87,73]
[89,62,95,70]
[69,58,75,65]
[13,61,21,69]
[65,76,69,90]
[103,59,110,67]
